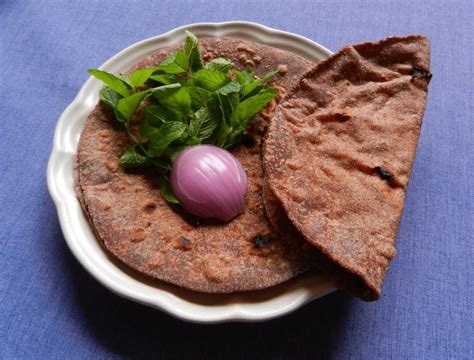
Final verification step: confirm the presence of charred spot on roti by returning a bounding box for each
[337,113,351,122]
[241,134,255,148]
[411,65,432,83]
[373,166,394,181]
[253,235,273,248]
[143,202,157,214]
[175,237,192,251]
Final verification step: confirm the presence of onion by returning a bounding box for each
[170,145,248,222]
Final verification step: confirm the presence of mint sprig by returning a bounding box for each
[88,31,279,202]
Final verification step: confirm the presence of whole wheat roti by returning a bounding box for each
[264,35,431,300]
[76,37,320,292]
[262,182,372,298]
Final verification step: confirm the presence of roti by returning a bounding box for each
[262,182,373,297]
[263,35,431,300]
[76,37,320,292]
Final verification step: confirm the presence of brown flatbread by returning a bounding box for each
[76,37,320,292]
[262,182,374,298]
[263,35,431,300]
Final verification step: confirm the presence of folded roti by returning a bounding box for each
[76,37,320,292]
[264,35,431,300]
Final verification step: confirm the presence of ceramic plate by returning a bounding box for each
[47,21,335,323]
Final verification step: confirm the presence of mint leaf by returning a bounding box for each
[155,51,188,74]
[162,145,185,163]
[162,135,200,164]
[115,90,149,124]
[208,91,239,148]
[189,106,218,141]
[150,83,183,110]
[184,30,203,72]
[216,91,239,119]
[88,69,130,97]
[260,68,280,82]
[147,122,187,157]
[159,176,180,204]
[185,137,201,146]
[99,86,121,109]
[232,89,277,127]
[150,74,181,85]
[150,83,182,95]
[176,130,190,144]
[158,53,177,66]
[140,104,183,138]
[130,68,154,89]
[234,69,254,86]
[174,51,189,72]
[187,86,212,109]
[216,80,241,96]
[154,86,191,116]
[205,58,234,73]
[210,95,232,147]
[141,104,183,132]
[120,144,149,168]
[143,104,166,126]
[184,30,198,53]
[241,69,279,98]
[230,88,277,129]
[192,69,229,91]
[118,75,131,86]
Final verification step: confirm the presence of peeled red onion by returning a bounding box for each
[170,145,248,222]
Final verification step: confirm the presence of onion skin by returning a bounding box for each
[170,145,248,222]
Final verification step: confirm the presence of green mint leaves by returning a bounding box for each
[205,58,234,73]
[184,30,203,72]
[99,86,121,109]
[147,121,187,157]
[159,176,180,203]
[115,90,149,124]
[155,51,188,74]
[129,68,154,89]
[189,106,218,140]
[120,144,149,168]
[88,31,279,202]
[87,69,130,97]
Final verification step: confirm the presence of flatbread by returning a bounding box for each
[76,37,320,292]
[262,182,372,297]
[264,35,431,300]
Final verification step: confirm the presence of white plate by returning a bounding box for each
[47,21,335,323]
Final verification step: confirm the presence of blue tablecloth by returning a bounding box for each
[1,1,472,358]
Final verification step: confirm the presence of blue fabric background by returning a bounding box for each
[1,1,472,359]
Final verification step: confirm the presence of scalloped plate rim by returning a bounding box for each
[47,21,335,324]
